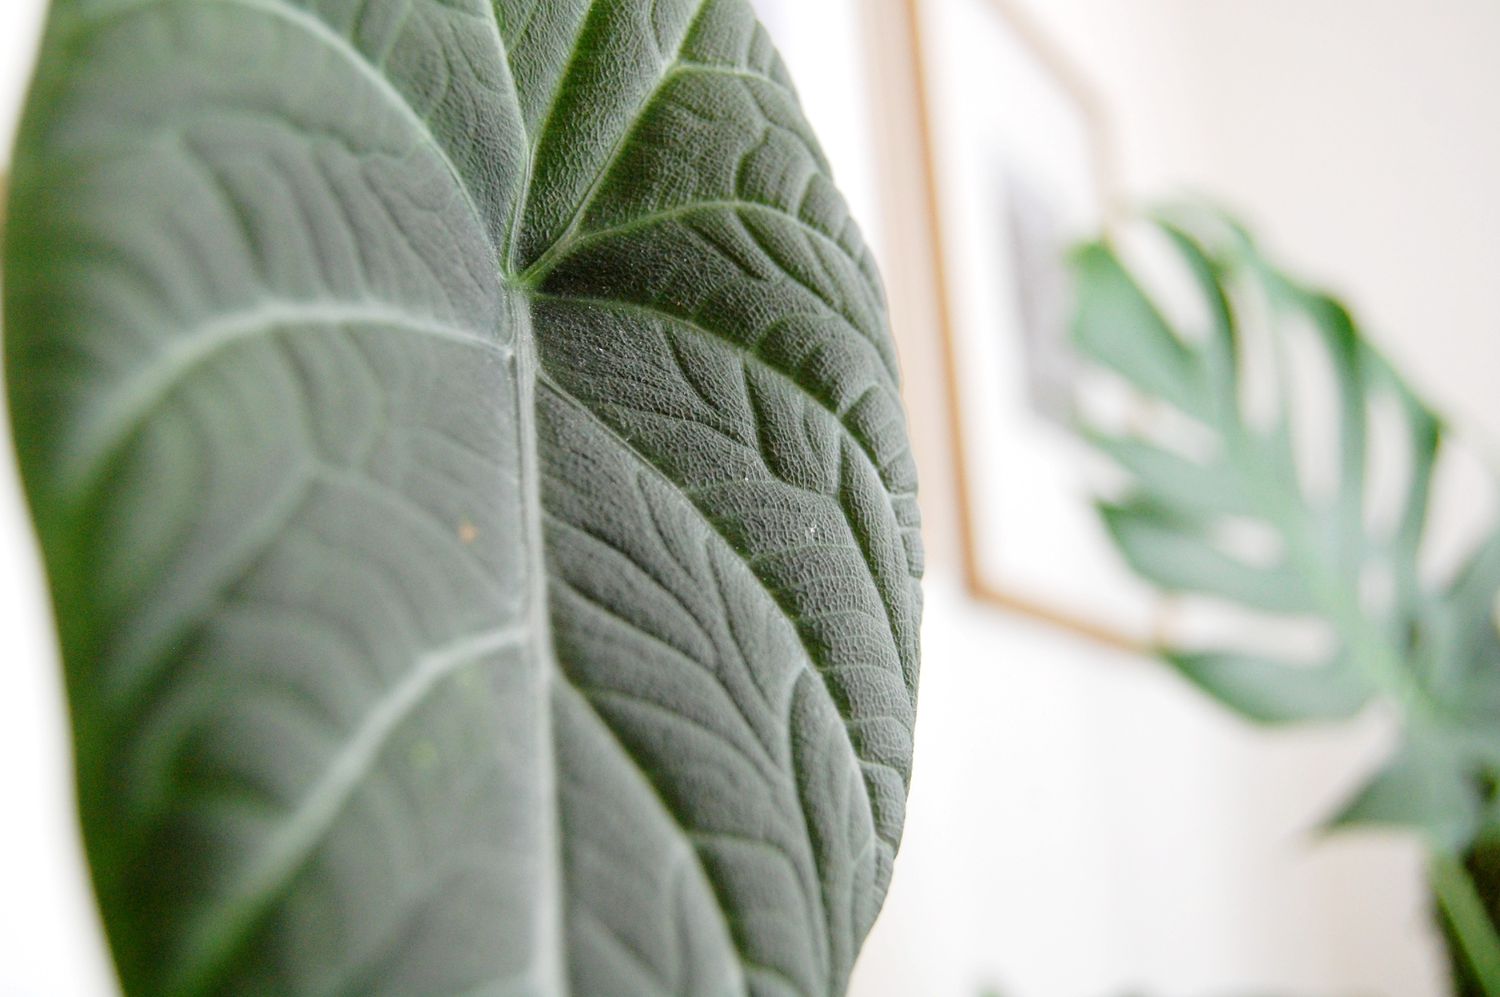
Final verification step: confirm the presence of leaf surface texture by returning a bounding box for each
[3,1,922,993]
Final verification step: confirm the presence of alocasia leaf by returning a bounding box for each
[3,1,923,993]
[1072,208,1500,847]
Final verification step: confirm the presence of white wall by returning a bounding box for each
[845,1,1500,995]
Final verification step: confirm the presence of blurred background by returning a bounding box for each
[3,1,1499,995]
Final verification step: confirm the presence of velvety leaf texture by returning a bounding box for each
[2,1,923,994]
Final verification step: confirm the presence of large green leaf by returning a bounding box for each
[4,1,922,993]
[1071,208,1500,850]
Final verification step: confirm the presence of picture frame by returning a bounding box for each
[903,0,1166,651]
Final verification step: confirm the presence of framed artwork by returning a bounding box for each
[904,0,1167,650]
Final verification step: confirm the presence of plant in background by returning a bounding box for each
[1072,207,1500,995]
[4,0,921,993]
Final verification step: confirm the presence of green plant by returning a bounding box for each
[1071,207,1500,994]
[3,1,921,993]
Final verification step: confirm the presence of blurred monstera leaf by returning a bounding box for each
[4,1,921,993]
[1071,209,1500,852]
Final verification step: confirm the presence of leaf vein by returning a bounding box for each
[167,622,529,993]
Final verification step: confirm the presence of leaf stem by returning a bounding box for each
[1433,848,1500,995]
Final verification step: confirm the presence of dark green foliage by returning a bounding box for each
[4,1,921,993]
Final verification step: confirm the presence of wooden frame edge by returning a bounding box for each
[899,0,1150,657]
